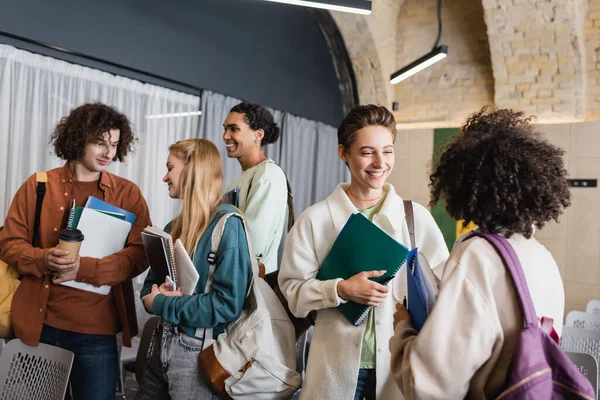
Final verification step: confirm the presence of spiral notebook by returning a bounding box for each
[316,213,409,326]
[141,227,199,295]
[61,207,132,295]
[142,226,177,285]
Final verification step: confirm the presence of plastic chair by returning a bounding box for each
[0,338,73,400]
[561,327,600,399]
[117,334,140,396]
[565,351,598,396]
[566,310,600,332]
[586,300,600,315]
[130,316,160,384]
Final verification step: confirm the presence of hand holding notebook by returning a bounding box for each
[142,227,199,296]
[316,213,409,326]
[60,206,132,295]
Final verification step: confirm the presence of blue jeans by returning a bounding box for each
[39,324,118,400]
[354,368,376,400]
[135,321,218,400]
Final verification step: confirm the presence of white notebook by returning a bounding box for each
[60,208,132,295]
[173,239,199,296]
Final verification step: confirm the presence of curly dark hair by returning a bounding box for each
[429,107,571,238]
[338,105,397,150]
[230,101,280,146]
[50,103,136,162]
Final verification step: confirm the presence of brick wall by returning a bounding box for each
[480,0,586,122]
[588,0,600,120]
[331,0,403,107]
[332,0,600,126]
[394,0,494,127]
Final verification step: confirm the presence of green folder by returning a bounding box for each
[316,213,409,326]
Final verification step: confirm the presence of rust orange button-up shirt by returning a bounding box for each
[0,163,151,347]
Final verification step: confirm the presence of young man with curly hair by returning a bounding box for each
[0,103,151,399]
[389,107,570,399]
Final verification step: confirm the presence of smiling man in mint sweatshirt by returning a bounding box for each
[222,102,289,274]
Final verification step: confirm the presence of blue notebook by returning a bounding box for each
[317,213,409,326]
[406,248,439,331]
[85,196,137,225]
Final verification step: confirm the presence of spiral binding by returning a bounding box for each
[352,258,408,326]
[67,200,76,229]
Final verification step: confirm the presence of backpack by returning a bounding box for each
[471,232,595,400]
[198,212,302,399]
[0,172,47,339]
[245,163,316,340]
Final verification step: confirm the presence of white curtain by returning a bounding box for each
[0,44,203,334]
[0,44,201,228]
[0,44,348,335]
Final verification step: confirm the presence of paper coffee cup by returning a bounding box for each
[57,228,85,260]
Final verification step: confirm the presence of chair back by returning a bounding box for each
[135,316,161,383]
[566,311,600,332]
[0,338,73,400]
[565,351,598,396]
[561,327,600,399]
[586,300,600,315]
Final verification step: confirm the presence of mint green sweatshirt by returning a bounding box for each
[141,204,253,339]
[227,159,288,274]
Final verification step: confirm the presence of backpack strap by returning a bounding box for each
[469,232,538,328]
[200,212,259,347]
[246,162,295,233]
[285,178,294,233]
[403,200,415,250]
[32,172,47,248]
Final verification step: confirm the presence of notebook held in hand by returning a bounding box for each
[317,213,409,326]
[141,226,199,296]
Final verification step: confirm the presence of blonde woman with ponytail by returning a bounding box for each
[137,139,254,400]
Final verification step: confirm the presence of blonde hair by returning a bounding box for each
[168,139,223,254]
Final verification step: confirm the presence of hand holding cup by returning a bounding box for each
[45,229,84,278]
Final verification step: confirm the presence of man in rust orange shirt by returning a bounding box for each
[0,103,151,400]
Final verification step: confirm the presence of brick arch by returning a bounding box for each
[393,0,494,127]
[482,0,587,123]
[331,15,388,107]
[331,0,404,108]
[333,0,593,126]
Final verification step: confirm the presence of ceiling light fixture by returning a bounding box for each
[390,0,447,84]
[262,0,371,15]
[145,111,203,120]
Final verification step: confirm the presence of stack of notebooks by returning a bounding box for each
[62,196,136,295]
[316,213,410,326]
[141,227,198,296]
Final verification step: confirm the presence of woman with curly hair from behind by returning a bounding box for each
[389,107,570,399]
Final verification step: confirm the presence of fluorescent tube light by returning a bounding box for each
[390,46,448,85]
[145,111,203,120]
[262,0,371,15]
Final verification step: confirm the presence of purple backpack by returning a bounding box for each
[472,232,595,400]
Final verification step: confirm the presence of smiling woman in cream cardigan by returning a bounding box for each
[278,105,448,400]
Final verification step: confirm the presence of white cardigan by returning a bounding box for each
[389,233,565,399]
[279,183,448,400]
